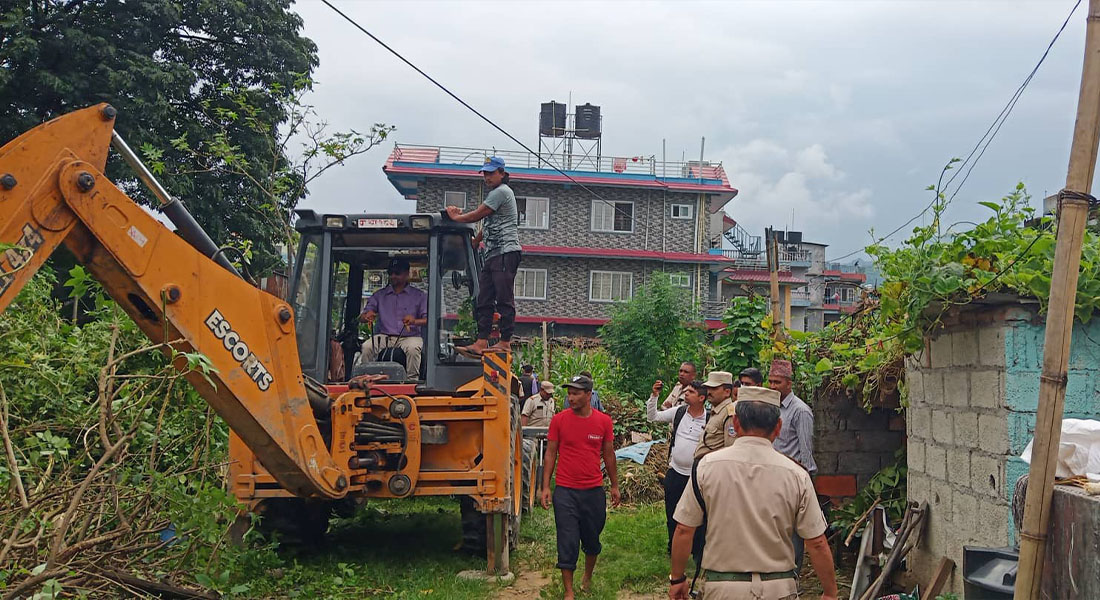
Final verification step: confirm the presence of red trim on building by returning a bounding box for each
[823,270,867,282]
[722,270,807,285]
[444,314,725,330]
[522,245,731,263]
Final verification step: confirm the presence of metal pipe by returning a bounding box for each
[110,131,242,278]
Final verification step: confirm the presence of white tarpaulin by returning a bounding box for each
[1021,418,1100,479]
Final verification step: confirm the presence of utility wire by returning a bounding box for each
[321,0,650,234]
[827,0,1082,264]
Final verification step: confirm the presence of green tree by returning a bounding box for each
[712,295,769,375]
[0,1,319,271]
[599,274,705,400]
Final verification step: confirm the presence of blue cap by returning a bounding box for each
[479,156,505,173]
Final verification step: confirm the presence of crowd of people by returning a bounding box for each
[527,360,837,600]
[435,155,836,599]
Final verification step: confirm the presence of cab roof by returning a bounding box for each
[293,209,475,234]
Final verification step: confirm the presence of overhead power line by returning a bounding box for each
[321,0,649,235]
[827,0,1082,264]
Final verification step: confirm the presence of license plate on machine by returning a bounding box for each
[358,218,398,228]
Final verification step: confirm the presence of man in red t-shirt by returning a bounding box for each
[540,374,620,600]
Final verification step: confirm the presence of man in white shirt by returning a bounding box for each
[647,379,707,561]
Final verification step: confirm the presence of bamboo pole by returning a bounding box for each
[1014,2,1100,597]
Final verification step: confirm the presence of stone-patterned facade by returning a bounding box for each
[415,177,715,330]
[416,177,703,254]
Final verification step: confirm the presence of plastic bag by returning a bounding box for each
[1020,418,1100,478]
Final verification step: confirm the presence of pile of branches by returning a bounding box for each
[0,330,242,599]
[617,442,669,505]
[0,269,270,598]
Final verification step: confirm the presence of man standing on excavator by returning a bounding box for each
[445,156,522,356]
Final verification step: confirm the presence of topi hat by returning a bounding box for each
[769,360,794,380]
[737,385,782,407]
[701,371,734,388]
[541,380,555,393]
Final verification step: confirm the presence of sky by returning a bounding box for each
[291,0,1090,262]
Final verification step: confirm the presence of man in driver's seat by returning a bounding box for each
[358,258,428,379]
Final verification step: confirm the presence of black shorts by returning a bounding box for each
[553,485,606,570]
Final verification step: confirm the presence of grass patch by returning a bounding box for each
[516,501,673,599]
[242,497,493,599]
[237,497,674,599]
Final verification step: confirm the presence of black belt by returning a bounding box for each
[704,569,797,582]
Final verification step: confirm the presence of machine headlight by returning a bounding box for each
[410,215,432,230]
[324,216,346,229]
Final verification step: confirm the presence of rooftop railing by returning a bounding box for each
[391,143,727,180]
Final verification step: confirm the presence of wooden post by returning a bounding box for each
[766,227,782,335]
[1015,1,1100,597]
[784,286,792,326]
[541,320,550,381]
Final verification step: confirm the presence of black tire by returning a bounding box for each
[459,395,525,554]
[254,498,331,546]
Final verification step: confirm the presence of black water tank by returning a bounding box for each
[574,103,601,139]
[539,102,566,137]
[787,231,803,244]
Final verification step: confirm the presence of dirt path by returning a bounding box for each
[494,567,551,599]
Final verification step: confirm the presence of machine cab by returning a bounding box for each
[289,210,483,391]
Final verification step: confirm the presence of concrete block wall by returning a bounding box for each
[904,302,1100,596]
[813,390,906,494]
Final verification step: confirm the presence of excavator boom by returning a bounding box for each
[0,105,347,499]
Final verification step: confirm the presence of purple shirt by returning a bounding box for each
[363,285,427,336]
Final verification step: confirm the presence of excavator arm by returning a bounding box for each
[0,104,348,499]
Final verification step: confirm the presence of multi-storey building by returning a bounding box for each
[714,226,866,332]
[382,144,738,336]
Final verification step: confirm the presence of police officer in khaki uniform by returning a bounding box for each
[522,380,557,428]
[694,369,763,460]
[692,371,735,460]
[669,386,838,600]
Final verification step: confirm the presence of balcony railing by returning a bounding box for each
[713,252,810,271]
[790,289,811,303]
[392,143,727,180]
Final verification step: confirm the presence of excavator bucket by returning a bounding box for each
[0,105,348,499]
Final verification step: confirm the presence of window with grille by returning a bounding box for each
[444,191,467,209]
[671,204,693,219]
[669,272,691,287]
[514,268,547,300]
[590,271,633,302]
[591,200,634,233]
[826,285,855,303]
[517,196,549,229]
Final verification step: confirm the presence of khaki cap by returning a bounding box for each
[701,371,734,388]
[737,385,781,407]
[540,380,555,392]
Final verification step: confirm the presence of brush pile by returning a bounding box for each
[617,442,669,505]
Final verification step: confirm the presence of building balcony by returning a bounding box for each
[709,248,812,270]
[823,261,867,283]
[790,288,812,307]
